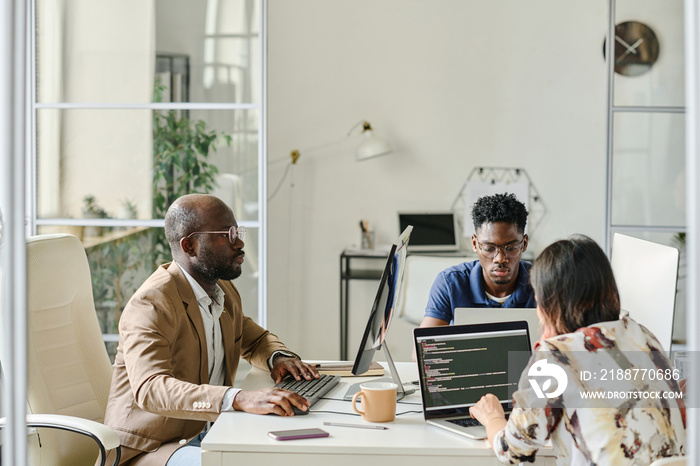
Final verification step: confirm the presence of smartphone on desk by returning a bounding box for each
[268,428,329,441]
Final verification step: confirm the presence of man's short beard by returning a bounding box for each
[194,261,242,282]
[492,277,512,285]
[195,246,243,282]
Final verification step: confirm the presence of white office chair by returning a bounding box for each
[396,254,470,325]
[649,457,686,466]
[610,233,679,353]
[0,234,120,465]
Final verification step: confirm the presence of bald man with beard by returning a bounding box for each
[103,194,318,466]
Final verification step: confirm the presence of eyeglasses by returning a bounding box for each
[184,225,246,244]
[475,238,524,259]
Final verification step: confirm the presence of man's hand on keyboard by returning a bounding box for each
[271,357,320,384]
[232,387,310,416]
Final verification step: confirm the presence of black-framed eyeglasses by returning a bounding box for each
[475,238,524,259]
[184,225,246,244]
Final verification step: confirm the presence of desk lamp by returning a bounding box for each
[287,120,391,164]
[269,120,392,200]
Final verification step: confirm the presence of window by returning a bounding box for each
[32,0,267,359]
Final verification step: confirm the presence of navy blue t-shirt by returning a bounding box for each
[424,260,536,324]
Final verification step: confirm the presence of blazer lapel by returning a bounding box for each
[166,262,210,384]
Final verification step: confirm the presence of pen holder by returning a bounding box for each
[361,230,375,250]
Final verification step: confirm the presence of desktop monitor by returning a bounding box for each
[346,225,413,399]
[610,233,679,353]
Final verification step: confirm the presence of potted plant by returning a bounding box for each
[82,195,109,238]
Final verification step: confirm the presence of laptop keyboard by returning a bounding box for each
[447,418,483,428]
[274,374,340,415]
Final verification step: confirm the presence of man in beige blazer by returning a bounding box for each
[103,194,319,466]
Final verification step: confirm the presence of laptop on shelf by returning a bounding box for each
[398,212,460,252]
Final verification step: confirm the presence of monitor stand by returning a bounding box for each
[342,342,416,401]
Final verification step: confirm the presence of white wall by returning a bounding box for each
[267,0,609,360]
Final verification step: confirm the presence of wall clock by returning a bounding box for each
[603,21,660,77]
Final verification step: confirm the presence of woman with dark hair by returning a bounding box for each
[469,235,686,465]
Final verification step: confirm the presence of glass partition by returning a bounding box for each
[611,112,685,227]
[36,108,259,223]
[33,0,266,345]
[36,0,260,104]
[613,0,684,108]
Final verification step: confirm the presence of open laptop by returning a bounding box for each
[454,307,540,348]
[398,212,460,252]
[413,321,532,440]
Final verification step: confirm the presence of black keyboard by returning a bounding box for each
[448,417,483,428]
[274,374,341,415]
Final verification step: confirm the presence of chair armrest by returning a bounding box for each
[0,414,121,466]
[25,414,120,450]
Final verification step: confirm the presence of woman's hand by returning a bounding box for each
[469,394,508,448]
[469,393,506,425]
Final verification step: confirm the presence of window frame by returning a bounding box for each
[28,0,269,338]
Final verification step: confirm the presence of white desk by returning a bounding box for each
[202,362,554,466]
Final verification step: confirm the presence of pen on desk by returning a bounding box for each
[323,422,388,430]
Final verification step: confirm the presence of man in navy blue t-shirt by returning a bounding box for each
[419,193,537,328]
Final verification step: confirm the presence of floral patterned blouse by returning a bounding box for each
[493,315,686,465]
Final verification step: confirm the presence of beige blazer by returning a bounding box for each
[103,262,293,465]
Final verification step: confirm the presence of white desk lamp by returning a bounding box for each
[286,120,391,164]
[354,121,392,161]
[269,120,392,200]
